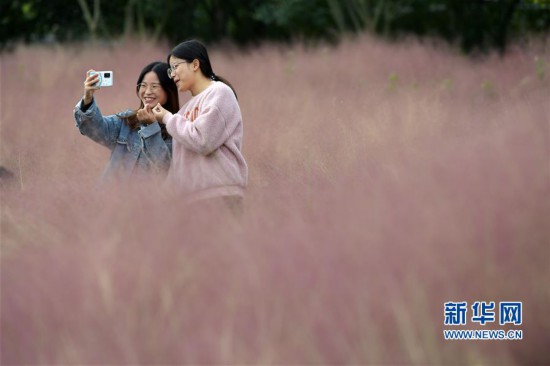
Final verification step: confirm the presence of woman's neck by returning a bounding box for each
[190,74,214,97]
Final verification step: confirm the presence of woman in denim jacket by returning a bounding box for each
[73,61,179,181]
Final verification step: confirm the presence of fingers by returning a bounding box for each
[84,70,100,89]
[137,105,156,124]
[84,78,99,92]
[136,109,148,123]
[151,104,162,117]
[141,104,154,116]
[136,109,145,120]
[84,79,99,90]
[150,103,168,124]
[85,69,97,82]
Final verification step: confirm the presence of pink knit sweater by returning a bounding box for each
[163,81,248,200]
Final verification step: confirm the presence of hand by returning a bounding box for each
[83,70,100,105]
[136,104,157,124]
[151,103,168,123]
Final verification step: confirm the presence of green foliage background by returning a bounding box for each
[1,0,549,53]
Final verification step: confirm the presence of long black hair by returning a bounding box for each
[169,40,237,99]
[125,61,179,138]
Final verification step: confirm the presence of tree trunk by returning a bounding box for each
[77,0,101,41]
[124,0,138,38]
[496,0,520,55]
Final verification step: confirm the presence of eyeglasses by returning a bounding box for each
[137,82,162,92]
[167,61,187,79]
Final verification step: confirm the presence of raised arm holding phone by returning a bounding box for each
[74,62,179,181]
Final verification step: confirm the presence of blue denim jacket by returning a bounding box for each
[73,98,172,180]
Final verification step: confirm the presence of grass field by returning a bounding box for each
[1,35,549,364]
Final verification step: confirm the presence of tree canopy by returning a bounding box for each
[1,0,549,53]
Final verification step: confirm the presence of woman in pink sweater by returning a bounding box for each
[151,40,248,210]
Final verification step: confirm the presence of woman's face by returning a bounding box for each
[168,56,194,92]
[137,71,168,107]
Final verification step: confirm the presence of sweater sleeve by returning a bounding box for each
[164,86,239,156]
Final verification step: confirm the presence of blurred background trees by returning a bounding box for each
[1,0,549,53]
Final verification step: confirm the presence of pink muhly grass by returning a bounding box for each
[1,35,549,364]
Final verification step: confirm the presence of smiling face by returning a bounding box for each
[137,71,168,107]
[168,56,196,92]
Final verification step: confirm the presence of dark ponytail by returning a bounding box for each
[169,40,237,100]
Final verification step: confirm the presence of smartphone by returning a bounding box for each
[90,71,114,87]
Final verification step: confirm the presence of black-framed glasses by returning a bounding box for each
[167,61,187,79]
